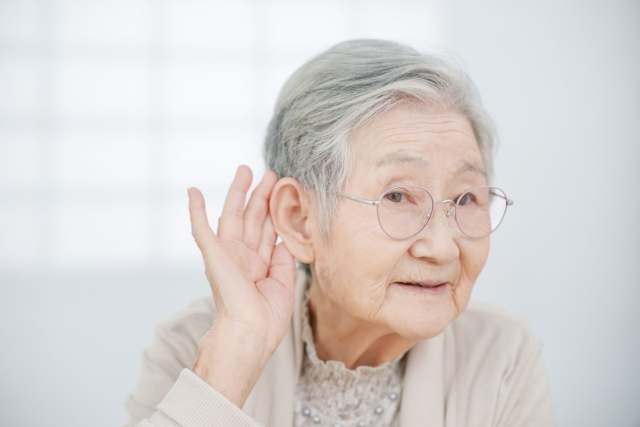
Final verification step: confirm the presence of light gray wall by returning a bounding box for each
[446,1,640,425]
[0,0,638,426]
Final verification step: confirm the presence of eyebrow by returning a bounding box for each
[376,153,485,177]
[376,153,429,169]
[455,161,485,177]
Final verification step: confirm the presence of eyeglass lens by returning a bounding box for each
[378,187,433,239]
[377,186,508,239]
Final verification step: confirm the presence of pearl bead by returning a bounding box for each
[375,405,384,414]
[302,407,311,416]
[333,423,342,427]
[312,415,321,423]
[389,392,398,400]
[357,421,366,427]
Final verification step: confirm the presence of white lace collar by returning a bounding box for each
[294,289,406,427]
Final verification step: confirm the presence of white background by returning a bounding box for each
[0,0,638,426]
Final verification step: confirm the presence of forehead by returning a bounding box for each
[351,105,483,176]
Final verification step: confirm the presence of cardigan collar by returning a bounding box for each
[245,265,445,427]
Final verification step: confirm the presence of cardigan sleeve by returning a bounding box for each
[123,296,264,427]
[135,369,263,427]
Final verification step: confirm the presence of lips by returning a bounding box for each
[393,281,449,295]
[398,281,446,288]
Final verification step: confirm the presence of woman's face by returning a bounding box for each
[311,104,490,340]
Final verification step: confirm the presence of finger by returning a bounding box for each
[188,187,218,256]
[268,242,296,289]
[257,213,277,266]
[243,170,278,250]
[218,165,252,241]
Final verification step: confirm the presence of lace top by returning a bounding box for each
[294,290,407,427]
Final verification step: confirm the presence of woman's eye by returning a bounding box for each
[458,192,476,206]
[385,192,405,203]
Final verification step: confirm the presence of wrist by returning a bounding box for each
[192,321,270,408]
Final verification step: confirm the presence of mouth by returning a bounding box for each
[393,281,449,294]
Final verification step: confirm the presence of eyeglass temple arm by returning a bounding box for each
[328,192,379,206]
[490,190,514,206]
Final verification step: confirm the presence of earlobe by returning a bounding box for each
[269,178,315,264]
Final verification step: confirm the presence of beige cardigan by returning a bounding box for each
[125,267,555,427]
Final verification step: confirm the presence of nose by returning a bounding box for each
[409,201,459,262]
[434,201,457,230]
[442,204,454,224]
[431,200,456,226]
[445,205,454,217]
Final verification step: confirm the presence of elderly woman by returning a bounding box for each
[125,40,555,427]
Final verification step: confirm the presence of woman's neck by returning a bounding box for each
[307,279,417,370]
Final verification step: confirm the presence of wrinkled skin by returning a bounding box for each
[305,105,490,367]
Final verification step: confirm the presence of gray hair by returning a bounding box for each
[264,39,496,238]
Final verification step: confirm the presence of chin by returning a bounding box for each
[388,312,454,341]
[381,289,461,340]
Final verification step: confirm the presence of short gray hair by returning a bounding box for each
[264,39,496,238]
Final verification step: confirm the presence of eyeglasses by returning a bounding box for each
[329,186,513,240]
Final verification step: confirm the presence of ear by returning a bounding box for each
[269,177,315,264]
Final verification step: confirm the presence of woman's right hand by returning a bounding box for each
[187,165,296,408]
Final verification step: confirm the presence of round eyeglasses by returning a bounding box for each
[329,186,513,240]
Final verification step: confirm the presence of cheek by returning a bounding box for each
[315,209,404,319]
[466,239,490,279]
[455,239,490,306]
